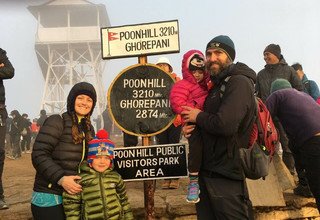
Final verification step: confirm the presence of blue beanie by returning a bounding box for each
[206,35,236,61]
[270,79,292,93]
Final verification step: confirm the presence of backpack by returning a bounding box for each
[220,76,279,180]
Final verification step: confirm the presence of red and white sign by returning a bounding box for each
[101,20,180,59]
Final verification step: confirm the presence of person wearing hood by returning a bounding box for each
[155,56,183,189]
[182,35,256,219]
[256,44,304,176]
[170,49,210,203]
[31,82,96,220]
[36,109,47,128]
[8,110,23,159]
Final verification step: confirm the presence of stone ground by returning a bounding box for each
[0,135,319,219]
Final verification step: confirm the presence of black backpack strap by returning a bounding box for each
[219,76,234,158]
[220,75,256,158]
[220,76,232,98]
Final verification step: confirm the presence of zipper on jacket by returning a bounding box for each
[78,135,86,173]
[99,173,108,219]
[77,116,86,173]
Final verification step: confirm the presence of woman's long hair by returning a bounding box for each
[70,112,94,144]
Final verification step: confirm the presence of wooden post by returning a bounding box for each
[143,136,156,220]
[138,56,156,220]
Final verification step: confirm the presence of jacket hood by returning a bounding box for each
[40,109,46,116]
[10,110,20,117]
[211,62,256,84]
[181,50,210,86]
[67,82,97,116]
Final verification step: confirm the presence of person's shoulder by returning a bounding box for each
[256,68,267,78]
[0,48,6,56]
[47,114,63,120]
[309,79,318,86]
[229,74,252,85]
[172,78,191,87]
[284,64,296,72]
[44,114,63,127]
[61,112,72,120]
[257,68,268,83]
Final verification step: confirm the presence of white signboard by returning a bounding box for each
[101,20,180,59]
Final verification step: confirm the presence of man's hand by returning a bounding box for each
[181,106,201,123]
[60,175,82,195]
[0,63,4,67]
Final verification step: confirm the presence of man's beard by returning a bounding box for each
[207,61,228,76]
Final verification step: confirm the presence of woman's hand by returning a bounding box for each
[60,175,82,195]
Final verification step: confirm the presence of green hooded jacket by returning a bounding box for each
[63,161,134,220]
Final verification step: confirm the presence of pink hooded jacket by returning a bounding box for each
[170,50,210,115]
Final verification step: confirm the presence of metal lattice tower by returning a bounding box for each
[28,0,110,120]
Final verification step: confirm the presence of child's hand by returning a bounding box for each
[60,175,82,195]
[182,123,195,138]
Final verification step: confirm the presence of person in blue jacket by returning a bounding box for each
[291,62,320,102]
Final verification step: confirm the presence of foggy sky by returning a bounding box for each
[1,0,320,119]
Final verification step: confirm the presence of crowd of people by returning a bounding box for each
[5,111,40,159]
[0,32,320,219]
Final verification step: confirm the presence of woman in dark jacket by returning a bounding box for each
[31,82,97,220]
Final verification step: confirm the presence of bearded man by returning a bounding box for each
[182,35,256,219]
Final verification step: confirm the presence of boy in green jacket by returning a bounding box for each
[63,129,134,220]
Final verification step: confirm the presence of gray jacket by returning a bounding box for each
[256,58,303,102]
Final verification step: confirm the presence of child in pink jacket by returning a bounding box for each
[170,49,210,203]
